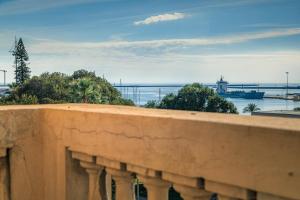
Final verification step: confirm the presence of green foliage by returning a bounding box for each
[159,93,177,109]
[71,69,96,79]
[18,94,38,104]
[111,98,135,106]
[0,94,38,105]
[70,78,102,103]
[206,95,237,113]
[13,38,30,85]
[294,107,300,111]
[147,83,238,114]
[174,83,214,111]
[144,100,159,108]
[18,72,69,102]
[243,103,261,113]
[1,69,133,106]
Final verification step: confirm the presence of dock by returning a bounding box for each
[264,95,300,101]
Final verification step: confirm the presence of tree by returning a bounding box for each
[71,69,96,79]
[2,70,134,105]
[206,95,237,113]
[13,38,30,85]
[294,107,300,111]
[159,93,177,109]
[144,100,159,108]
[243,103,261,113]
[146,83,238,114]
[70,78,102,103]
[173,83,214,111]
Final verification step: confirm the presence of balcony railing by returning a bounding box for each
[0,104,299,200]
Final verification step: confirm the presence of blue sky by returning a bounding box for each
[0,0,300,83]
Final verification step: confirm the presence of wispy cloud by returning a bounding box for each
[134,12,186,26]
[242,23,299,28]
[2,30,300,84]
[0,0,110,16]
[29,28,300,52]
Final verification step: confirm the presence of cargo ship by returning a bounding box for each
[216,77,264,99]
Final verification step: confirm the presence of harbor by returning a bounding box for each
[113,80,300,113]
[114,84,300,101]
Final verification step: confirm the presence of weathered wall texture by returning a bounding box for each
[0,107,42,200]
[0,104,299,200]
[66,150,88,200]
[0,155,10,200]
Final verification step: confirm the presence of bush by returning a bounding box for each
[144,100,159,108]
[18,94,38,105]
[2,69,134,106]
[294,107,300,111]
[145,83,237,114]
[111,98,135,106]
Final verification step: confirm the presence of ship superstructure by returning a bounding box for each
[216,76,264,99]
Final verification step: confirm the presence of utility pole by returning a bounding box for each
[158,88,161,101]
[120,79,122,97]
[0,70,7,86]
[286,72,289,98]
[138,89,141,106]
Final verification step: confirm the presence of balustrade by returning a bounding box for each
[70,150,297,200]
[0,105,299,200]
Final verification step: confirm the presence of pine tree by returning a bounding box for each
[13,38,30,85]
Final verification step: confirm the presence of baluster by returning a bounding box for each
[163,172,211,200]
[0,148,9,200]
[138,175,171,200]
[80,161,104,200]
[97,156,134,200]
[127,164,171,200]
[174,184,211,200]
[72,151,105,200]
[102,171,112,200]
[106,168,134,200]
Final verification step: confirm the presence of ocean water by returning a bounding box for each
[117,83,300,114]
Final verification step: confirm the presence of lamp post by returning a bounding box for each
[285,72,289,98]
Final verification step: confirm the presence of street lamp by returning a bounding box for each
[285,72,289,98]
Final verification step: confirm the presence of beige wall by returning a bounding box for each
[0,104,299,200]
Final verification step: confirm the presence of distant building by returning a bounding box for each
[293,93,300,101]
[216,76,228,94]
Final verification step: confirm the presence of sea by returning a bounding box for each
[117,83,300,115]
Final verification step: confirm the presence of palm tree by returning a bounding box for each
[70,78,101,103]
[243,103,261,113]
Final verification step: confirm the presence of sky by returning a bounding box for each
[0,0,300,84]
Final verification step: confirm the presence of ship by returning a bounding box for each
[216,76,264,99]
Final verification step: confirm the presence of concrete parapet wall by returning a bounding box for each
[0,104,299,200]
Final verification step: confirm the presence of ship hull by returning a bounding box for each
[219,91,265,99]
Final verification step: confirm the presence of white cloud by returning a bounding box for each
[25,50,300,84]
[2,27,300,84]
[28,28,300,52]
[134,12,186,26]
